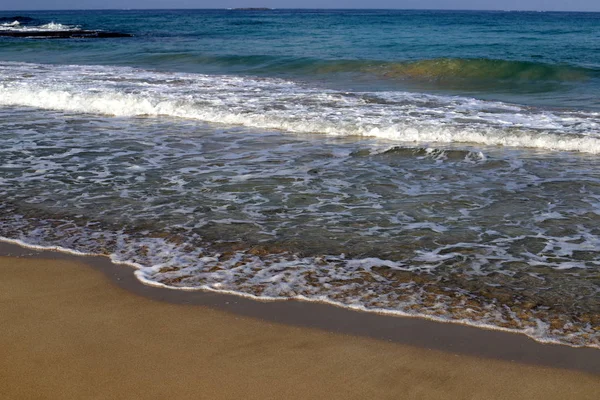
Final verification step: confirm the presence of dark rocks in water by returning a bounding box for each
[0,30,132,39]
[0,15,131,38]
[231,8,274,10]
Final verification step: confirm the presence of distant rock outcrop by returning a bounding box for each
[0,16,132,39]
[0,30,133,39]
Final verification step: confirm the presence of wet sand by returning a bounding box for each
[1,245,599,399]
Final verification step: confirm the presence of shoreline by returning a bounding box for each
[5,236,594,352]
[1,241,598,375]
[1,243,600,399]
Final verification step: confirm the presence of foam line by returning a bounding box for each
[1,62,600,153]
[1,236,598,350]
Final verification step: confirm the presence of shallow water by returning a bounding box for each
[0,9,599,347]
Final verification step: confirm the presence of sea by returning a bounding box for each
[0,9,599,348]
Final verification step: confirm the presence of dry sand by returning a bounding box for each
[1,254,599,400]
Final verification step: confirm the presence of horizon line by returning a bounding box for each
[1,8,600,13]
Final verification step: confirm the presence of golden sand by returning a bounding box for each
[0,255,598,399]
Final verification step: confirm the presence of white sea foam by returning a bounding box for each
[0,21,80,32]
[1,62,600,153]
[1,61,600,350]
[0,235,596,349]
[38,22,75,30]
[0,21,20,27]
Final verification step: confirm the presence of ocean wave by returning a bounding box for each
[1,73,599,348]
[369,58,593,82]
[0,20,21,27]
[272,57,594,82]
[1,62,599,153]
[133,54,596,83]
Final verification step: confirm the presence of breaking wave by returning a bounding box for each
[1,62,599,153]
[133,55,596,83]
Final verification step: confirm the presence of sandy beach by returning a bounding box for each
[3,7,600,400]
[0,244,598,399]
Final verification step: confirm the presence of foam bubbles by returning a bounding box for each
[1,62,599,349]
[0,21,79,32]
[1,62,600,153]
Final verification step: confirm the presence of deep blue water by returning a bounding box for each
[1,9,599,108]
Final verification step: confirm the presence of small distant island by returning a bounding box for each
[230,8,274,10]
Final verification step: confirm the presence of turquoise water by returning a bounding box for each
[1,10,599,347]
[2,10,600,107]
